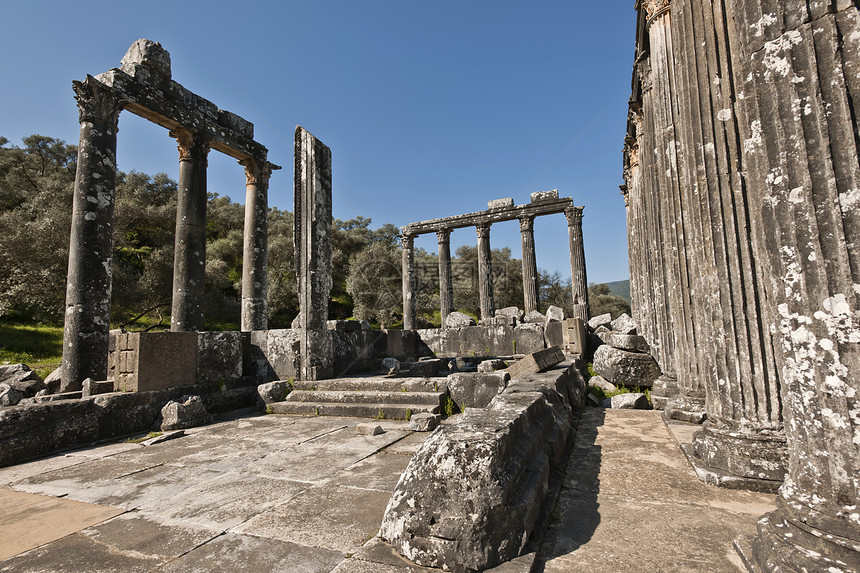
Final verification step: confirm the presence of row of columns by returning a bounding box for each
[61,77,275,391]
[401,208,589,329]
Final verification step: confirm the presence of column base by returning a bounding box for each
[662,390,707,424]
[650,375,678,410]
[679,443,782,494]
[734,500,860,572]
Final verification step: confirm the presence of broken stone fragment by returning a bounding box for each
[43,366,62,395]
[495,306,523,321]
[610,393,650,409]
[356,423,384,436]
[610,313,637,335]
[607,333,650,354]
[445,311,476,328]
[592,345,661,387]
[487,198,515,209]
[477,359,507,373]
[381,358,400,375]
[545,305,565,323]
[588,375,617,395]
[160,395,212,431]
[0,364,45,398]
[523,310,546,324]
[257,381,290,405]
[120,38,171,77]
[409,413,440,432]
[530,189,559,203]
[0,383,24,407]
[588,313,612,330]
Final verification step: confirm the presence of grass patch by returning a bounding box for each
[0,321,64,378]
[588,383,652,405]
[126,431,162,444]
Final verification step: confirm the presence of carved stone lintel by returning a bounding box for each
[519,216,534,233]
[73,76,124,127]
[170,128,211,164]
[436,229,451,244]
[476,222,491,240]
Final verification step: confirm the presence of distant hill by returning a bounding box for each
[604,279,630,302]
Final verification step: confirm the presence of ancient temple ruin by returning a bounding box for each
[62,39,278,391]
[625,1,860,570]
[400,190,589,326]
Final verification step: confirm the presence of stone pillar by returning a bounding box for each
[565,207,589,321]
[519,216,540,314]
[401,233,417,330]
[725,2,860,569]
[476,222,495,322]
[240,158,276,331]
[61,76,123,392]
[436,229,453,328]
[294,126,333,381]
[169,128,210,332]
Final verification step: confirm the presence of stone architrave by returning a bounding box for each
[476,222,495,321]
[294,126,333,381]
[61,76,124,392]
[436,229,453,328]
[565,207,589,321]
[402,234,417,330]
[169,128,210,332]
[240,158,277,331]
[519,216,540,314]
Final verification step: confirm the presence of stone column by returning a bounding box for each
[519,216,540,314]
[240,157,276,331]
[565,207,589,321]
[61,76,123,392]
[436,229,453,327]
[476,223,495,322]
[294,126,333,381]
[725,2,860,569]
[169,128,210,332]
[401,233,417,330]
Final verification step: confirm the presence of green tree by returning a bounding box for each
[346,241,402,327]
[588,283,631,318]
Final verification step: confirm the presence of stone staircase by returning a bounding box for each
[268,376,449,420]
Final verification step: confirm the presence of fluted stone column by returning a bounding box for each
[437,229,453,327]
[725,2,860,569]
[169,128,210,332]
[476,223,495,322]
[61,76,124,392]
[565,207,589,321]
[402,233,417,330]
[240,158,275,331]
[519,217,540,314]
[294,126,333,381]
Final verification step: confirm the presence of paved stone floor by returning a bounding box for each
[0,407,775,572]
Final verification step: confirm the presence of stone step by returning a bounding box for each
[288,377,446,393]
[268,401,440,420]
[285,390,444,406]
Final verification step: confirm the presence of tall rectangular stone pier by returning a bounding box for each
[294,126,333,380]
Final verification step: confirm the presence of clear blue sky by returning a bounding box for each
[0,0,635,284]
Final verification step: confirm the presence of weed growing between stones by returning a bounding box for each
[406,409,412,420]
[375,408,386,420]
[588,384,652,405]
[127,431,162,444]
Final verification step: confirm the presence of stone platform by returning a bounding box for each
[0,407,776,572]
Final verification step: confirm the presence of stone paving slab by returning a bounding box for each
[0,488,124,561]
[11,457,155,497]
[537,409,776,572]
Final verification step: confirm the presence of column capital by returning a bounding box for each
[518,216,535,233]
[436,228,451,244]
[240,157,280,186]
[637,0,671,26]
[476,222,491,240]
[564,207,583,227]
[72,76,124,127]
[401,233,415,249]
[169,128,211,164]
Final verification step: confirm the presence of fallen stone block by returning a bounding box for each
[161,395,212,431]
[545,305,565,323]
[495,306,523,321]
[0,364,45,398]
[445,311,476,328]
[478,359,507,373]
[588,375,617,395]
[257,381,291,405]
[0,383,24,407]
[488,197,515,209]
[588,313,612,330]
[43,366,62,395]
[409,413,440,432]
[448,372,509,409]
[610,393,650,409]
[356,423,384,436]
[506,346,564,380]
[593,345,661,387]
[530,189,558,203]
[610,313,637,335]
[523,310,545,324]
[608,333,650,353]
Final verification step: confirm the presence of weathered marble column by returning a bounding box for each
[724,2,860,569]
[565,207,589,321]
[436,229,453,327]
[519,217,540,314]
[61,76,124,392]
[240,157,276,331]
[294,126,333,381]
[169,128,210,332]
[401,233,417,330]
[475,223,495,322]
